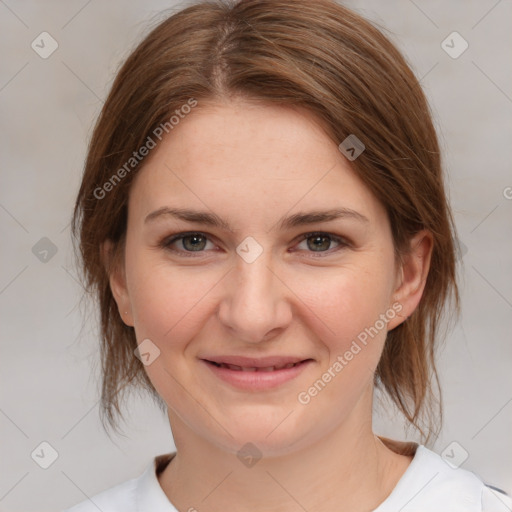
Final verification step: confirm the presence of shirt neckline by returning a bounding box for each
[136,452,179,511]
[371,444,429,511]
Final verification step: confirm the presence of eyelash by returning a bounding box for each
[159,231,349,258]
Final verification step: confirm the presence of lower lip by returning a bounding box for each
[201,359,313,391]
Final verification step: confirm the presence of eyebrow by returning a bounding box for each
[144,207,369,232]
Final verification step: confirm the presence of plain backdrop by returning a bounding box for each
[1,1,511,511]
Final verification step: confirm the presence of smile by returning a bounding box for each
[208,361,301,371]
[201,357,314,391]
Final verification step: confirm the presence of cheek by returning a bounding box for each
[298,264,394,351]
[127,260,216,343]
[124,254,219,403]
[295,272,393,410]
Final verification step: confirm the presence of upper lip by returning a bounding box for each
[201,355,311,368]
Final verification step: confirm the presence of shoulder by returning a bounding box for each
[62,453,176,512]
[376,444,512,512]
[481,484,512,512]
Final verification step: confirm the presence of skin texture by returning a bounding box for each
[107,98,433,512]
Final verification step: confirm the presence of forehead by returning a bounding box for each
[154,99,335,170]
[128,100,385,228]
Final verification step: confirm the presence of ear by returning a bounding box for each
[101,239,134,327]
[387,230,433,330]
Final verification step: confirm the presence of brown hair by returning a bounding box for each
[72,0,459,443]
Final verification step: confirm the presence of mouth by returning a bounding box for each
[200,356,314,391]
[205,360,304,372]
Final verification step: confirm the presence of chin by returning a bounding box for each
[204,409,320,459]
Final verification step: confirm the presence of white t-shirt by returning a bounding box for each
[63,445,511,511]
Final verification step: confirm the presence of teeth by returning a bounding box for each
[217,362,299,371]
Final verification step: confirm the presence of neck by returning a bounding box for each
[158,390,414,512]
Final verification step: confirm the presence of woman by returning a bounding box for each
[64,0,511,510]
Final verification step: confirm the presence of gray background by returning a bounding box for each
[1,1,511,511]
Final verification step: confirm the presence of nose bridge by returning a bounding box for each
[218,246,291,342]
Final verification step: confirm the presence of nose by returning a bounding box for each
[217,251,293,344]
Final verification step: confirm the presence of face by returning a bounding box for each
[109,99,424,457]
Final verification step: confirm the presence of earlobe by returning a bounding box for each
[101,240,134,327]
[387,230,433,330]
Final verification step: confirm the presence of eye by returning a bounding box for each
[160,231,349,258]
[161,232,216,256]
[294,232,348,256]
